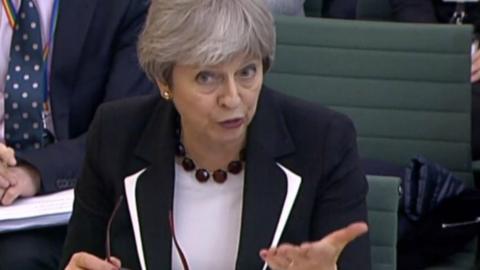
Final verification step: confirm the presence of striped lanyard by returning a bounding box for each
[2,0,60,113]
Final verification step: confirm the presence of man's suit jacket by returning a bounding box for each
[322,0,357,19]
[61,87,371,270]
[390,0,480,34]
[15,0,156,193]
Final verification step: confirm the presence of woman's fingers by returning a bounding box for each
[318,222,368,252]
[261,249,291,270]
[260,222,368,270]
[264,255,291,270]
[278,243,308,264]
[65,252,119,270]
[107,257,122,268]
[261,243,310,270]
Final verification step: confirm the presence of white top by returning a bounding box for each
[172,162,244,270]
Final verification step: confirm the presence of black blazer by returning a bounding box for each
[61,87,371,270]
[15,0,156,193]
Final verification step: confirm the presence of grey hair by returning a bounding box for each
[137,0,276,85]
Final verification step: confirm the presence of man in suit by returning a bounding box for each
[322,0,357,19]
[0,0,155,269]
[390,0,479,28]
[389,0,479,83]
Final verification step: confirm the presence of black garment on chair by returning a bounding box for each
[401,156,465,222]
[397,157,480,270]
[398,189,480,270]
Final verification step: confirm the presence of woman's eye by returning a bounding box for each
[238,65,257,79]
[195,71,217,84]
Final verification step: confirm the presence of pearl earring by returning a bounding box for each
[163,91,171,100]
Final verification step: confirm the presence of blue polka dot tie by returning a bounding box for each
[4,0,45,151]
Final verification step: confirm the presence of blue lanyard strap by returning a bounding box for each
[1,0,17,28]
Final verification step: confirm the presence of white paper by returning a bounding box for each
[0,189,74,233]
[125,168,147,270]
[262,163,301,270]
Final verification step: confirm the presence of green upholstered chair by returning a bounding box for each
[366,175,401,270]
[266,15,475,270]
[303,0,323,17]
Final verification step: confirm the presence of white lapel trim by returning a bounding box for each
[124,168,147,270]
[262,163,302,270]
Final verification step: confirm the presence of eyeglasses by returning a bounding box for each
[169,210,190,270]
[106,195,190,270]
[106,195,131,270]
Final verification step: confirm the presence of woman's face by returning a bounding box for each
[158,55,263,146]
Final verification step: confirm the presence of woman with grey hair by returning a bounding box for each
[61,0,370,269]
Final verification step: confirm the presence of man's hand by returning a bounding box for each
[260,222,368,270]
[0,143,41,205]
[472,50,480,83]
[0,163,41,205]
[0,144,17,200]
[0,144,17,166]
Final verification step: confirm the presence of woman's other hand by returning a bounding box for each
[65,252,122,270]
[260,222,368,270]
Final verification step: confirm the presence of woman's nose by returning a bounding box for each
[219,78,241,108]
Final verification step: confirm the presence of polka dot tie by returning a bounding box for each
[4,0,45,151]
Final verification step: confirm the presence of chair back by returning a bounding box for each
[266,15,475,269]
[367,175,401,270]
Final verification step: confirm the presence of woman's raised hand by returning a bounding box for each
[260,222,368,270]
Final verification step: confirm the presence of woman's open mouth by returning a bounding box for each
[219,117,244,129]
